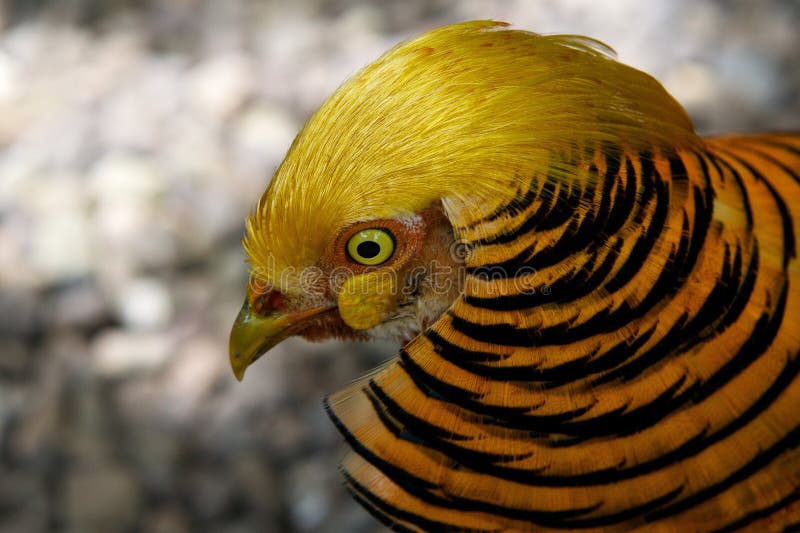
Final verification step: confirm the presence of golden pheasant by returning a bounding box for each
[229,21,800,531]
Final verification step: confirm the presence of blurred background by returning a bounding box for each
[0,0,797,532]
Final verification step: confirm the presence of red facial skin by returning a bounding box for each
[245,204,460,344]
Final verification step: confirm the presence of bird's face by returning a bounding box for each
[229,204,463,380]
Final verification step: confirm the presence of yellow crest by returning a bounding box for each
[244,20,698,284]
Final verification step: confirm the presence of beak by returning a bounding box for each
[228,298,332,381]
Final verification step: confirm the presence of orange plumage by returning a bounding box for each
[230,21,800,531]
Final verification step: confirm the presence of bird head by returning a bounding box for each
[229,20,695,380]
[229,202,464,380]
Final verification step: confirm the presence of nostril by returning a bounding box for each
[266,290,284,310]
[252,290,285,315]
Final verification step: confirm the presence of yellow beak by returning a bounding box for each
[228,298,332,381]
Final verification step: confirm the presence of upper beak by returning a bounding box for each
[228,298,332,381]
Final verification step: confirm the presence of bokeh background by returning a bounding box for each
[0,1,798,532]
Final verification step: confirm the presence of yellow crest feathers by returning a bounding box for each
[244,20,698,282]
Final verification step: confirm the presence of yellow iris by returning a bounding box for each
[346,229,395,265]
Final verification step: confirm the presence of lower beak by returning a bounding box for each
[228,298,332,381]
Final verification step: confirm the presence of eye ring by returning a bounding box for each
[346,228,395,265]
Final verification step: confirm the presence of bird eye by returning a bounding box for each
[346,228,395,265]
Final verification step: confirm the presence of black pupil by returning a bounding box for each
[357,240,381,259]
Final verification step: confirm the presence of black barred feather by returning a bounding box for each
[326,134,800,531]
